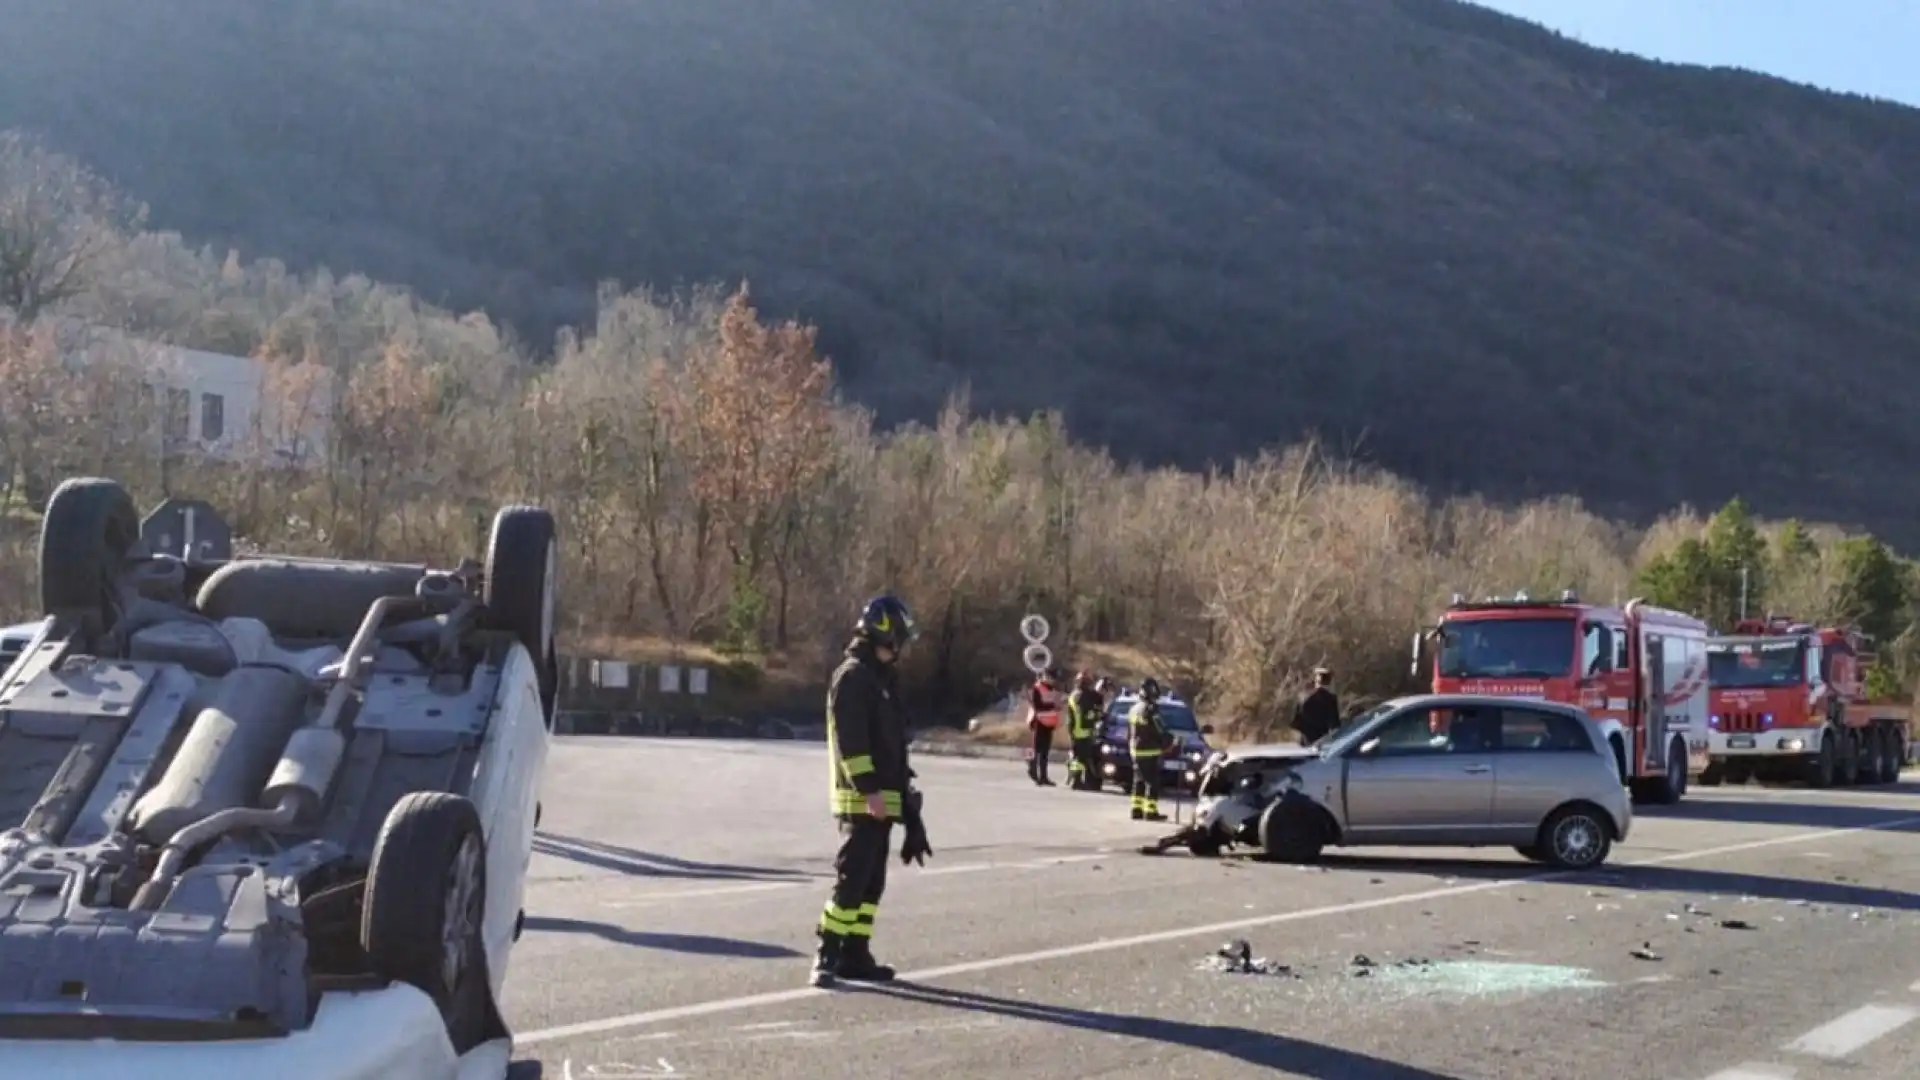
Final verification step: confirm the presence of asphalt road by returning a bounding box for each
[503,738,1920,1080]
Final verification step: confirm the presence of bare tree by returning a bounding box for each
[0,132,141,322]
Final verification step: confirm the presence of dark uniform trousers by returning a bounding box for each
[1068,736,1099,789]
[820,816,893,942]
[1130,752,1164,816]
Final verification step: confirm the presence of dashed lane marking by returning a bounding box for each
[1782,1003,1920,1061]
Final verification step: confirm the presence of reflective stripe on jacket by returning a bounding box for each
[827,639,909,818]
[1128,701,1167,757]
[1067,689,1104,739]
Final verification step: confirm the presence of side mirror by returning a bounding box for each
[1200,724,1215,735]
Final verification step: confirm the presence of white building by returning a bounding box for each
[50,321,335,467]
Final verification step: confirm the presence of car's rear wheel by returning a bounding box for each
[39,477,141,644]
[1536,804,1613,870]
[485,506,559,717]
[1258,796,1325,863]
[363,792,491,1050]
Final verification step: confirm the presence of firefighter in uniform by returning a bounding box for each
[1065,670,1105,791]
[812,594,935,988]
[1026,666,1064,786]
[1128,678,1171,821]
[1292,666,1340,745]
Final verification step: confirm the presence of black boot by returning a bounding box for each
[837,938,896,983]
[809,931,843,988]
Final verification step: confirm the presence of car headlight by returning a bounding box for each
[1101,743,1117,755]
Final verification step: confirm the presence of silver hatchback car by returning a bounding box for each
[1184,694,1631,869]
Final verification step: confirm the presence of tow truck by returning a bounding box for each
[1412,591,1710,805]
[1702,616,1913,787]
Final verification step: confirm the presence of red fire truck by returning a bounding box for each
[1412,591,1710,805]
[1703,616,1913,787]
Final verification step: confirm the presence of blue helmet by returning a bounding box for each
[856,594,919,650]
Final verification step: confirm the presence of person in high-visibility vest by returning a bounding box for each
[1026,666,1064,786]
[1128,678,1172,821]
[1065,670,1105,791]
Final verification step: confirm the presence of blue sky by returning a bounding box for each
[1471,0,1919,108]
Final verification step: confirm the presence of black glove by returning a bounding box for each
[900,789,932,866]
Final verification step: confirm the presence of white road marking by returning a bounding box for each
[1702,1066,1793,1080]
[519,811,1920,1045]
[1783,1004,1920,1060]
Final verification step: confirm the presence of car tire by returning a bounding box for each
[38,477,141,642]
[1258,796,1324,864]
[363,792,492,1050]
[485,505,559,717]
[1187,829,1224,858]
[1536,804,1613,870]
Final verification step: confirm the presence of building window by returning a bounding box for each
[164,388,191,443]
[200,392,225,443]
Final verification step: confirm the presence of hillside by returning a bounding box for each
[2,0,1918,539]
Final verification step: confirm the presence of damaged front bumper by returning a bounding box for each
[0,986,508,1080]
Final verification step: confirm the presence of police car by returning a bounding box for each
[1096,689,1218,794]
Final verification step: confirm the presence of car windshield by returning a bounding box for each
[1708,639,1804,689]
[1105,700,1199,732]
[1314,701,1398,753]
[1437,617,1575,679]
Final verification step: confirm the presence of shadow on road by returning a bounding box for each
[1638,797,1920,832]
[522,915,803,958]
[866,981,1469,1079]
[1302,854,1920,912]
[532,833,813,881]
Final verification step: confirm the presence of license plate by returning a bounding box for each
[1726,737,1755,749]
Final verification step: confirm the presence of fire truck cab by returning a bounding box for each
[1412,591,1709,805]
[1702,616,1913,787]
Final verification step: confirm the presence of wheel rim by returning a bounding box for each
[1553,816,1601,866]
[441,833,484,992]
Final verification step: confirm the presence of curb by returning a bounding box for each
[907,738,1070,763]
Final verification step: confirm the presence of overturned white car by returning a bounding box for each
[0,478,556,1079]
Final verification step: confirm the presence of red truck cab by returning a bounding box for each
[1704,617,1911,787]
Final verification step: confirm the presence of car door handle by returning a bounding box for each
[1461,764,1492,774]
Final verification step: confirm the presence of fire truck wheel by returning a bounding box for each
[1537,804,1612,870]
[1837,731,1862,786]
[1872,726,1901,784]
[1858,729,1885,786]
[1805,737,1836,788]
[1633,742,1687,806]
